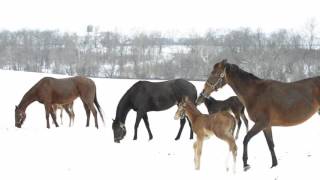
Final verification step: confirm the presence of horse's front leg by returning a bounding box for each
[44,105,51,128]
[142,113,153,140]
[263,127,278,168]
[242,121,266,171]
[175,117,186,140]
[50,108,59,127]
[133,111,143,140]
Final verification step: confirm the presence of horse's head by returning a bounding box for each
[112,120,126,143]
[15,106,26,128]
[174,97,188,120]
[196,59,228,105]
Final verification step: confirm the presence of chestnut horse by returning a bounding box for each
[197,59,320,171]
[52,102,75,126]
[198,95,249,139]
[15,76,104,128]
[174,97,237,172]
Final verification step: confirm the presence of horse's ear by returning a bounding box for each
[15,105,18,109]
[221,59,227,64]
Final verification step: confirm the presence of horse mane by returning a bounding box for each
[226,63,261,81]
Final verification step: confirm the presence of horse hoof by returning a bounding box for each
[244,165,251,171]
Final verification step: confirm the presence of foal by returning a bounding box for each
[52,102,75,126]
[202,96,249,139]
[174,97,237,171]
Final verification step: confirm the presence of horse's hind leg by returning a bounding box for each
[174,117,186,140]
[88,103,98,129]
[142,113,153,140]
[83,103,91,127]
[263,127,278,168]
[222,135,237,173]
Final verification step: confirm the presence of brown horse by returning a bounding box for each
[198,95,249,139]
[52,102,75,127]
[15,76,104,128]
[197,59,320,171]
[175,97,237,172]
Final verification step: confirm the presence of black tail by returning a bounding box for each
[94,91,105,126]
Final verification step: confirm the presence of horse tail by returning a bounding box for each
[94,91,105,126]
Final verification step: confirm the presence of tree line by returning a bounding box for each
[0,25,319,81]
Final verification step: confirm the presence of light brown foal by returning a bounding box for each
[174,97,237,172]
[52,102,75,126]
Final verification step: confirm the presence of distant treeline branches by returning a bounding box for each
[0,25,319,81]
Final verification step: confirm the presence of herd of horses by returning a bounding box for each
[14,59,320,172]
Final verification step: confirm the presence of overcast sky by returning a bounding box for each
[0,0,319,35]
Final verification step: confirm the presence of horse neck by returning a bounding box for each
[184,102,202,124]
[18,87,37,111]
[226,66,261,103]
[115,93,132,124]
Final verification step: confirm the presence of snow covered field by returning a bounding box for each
[1,70,320,180]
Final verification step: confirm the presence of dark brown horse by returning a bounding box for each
[197,59,320,171]
[197,95,249,139]
[15,76,104,128]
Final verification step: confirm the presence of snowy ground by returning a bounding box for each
[1,70,320,180]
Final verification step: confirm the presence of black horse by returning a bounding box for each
[203,96,249,139]
[112,79,197,143]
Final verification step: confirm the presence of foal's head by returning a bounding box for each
[112,120,126,143]
[196,59,228,105]
[15,106,26,128]
[174,97,191,120]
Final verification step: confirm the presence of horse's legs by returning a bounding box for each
[221,134,237,173]
[83,103,90,127]
[133,111,143,140]
[240,108,249,133]
[234,112,242,139]
[88,103,98,129]
[243,121,266,171]
[59,107,63,125]
[174,117,186,140]
[187,117,194,139]
[64,106,74,127]
[193,138,203,170]
[142,113,153,140]
[49,107,59,127]
[263,127,278,168]
[45,105,51,128]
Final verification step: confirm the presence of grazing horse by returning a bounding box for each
[197,59,320,171]
[112,79,197,143]
[198,96,249,139]
[52,102,75,127]
[15,76,104,128]
[174,97,237,171]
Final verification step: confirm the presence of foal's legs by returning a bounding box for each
[243,121,267,171]
[221,134,237,172]
[263,127,278,168]
[193,137,203,170]
[142,113,153,140]
[64,106,75,127]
